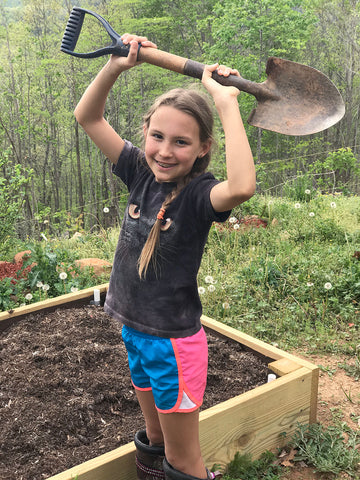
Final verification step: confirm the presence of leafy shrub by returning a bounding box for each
[222,450,282,480]
[0,149,32,252]
[292,422,360,476]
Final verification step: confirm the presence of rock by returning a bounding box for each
[13,250,32,264]
[74,258,112,277]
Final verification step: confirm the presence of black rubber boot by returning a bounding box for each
[134,429,165,480]
[163,458,222,480]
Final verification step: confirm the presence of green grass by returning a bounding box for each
[198,193,360,356]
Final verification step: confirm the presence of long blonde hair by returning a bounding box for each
[138,88,214,278]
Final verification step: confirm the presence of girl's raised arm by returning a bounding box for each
[74,36,157,165]
[202,64,256,212]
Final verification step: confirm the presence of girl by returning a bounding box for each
[74,34,255,480]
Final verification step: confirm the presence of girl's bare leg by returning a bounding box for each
[136,390,207,478]
[135,389,164,445]
[158,409,207,479]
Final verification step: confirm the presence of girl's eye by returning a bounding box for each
[152,133,163,140]
[176,139,188,146]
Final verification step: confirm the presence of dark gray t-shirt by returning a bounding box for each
[104,140,230,338]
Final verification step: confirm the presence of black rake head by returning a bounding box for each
[60,6,131,59]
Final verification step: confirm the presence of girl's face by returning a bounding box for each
[143,106,211,183]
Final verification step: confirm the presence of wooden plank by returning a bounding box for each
[269,358,302,376]
[47,441,137,480]
[201,314,319,372]
[199,367,313,469]
[0,284,109,324]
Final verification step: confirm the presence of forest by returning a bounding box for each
[1,0,360,243]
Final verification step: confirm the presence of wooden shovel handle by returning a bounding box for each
[137,47,271,99]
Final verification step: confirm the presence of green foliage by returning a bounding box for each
[309,148,360,194]
[291,422,360,476]
[222,450,282,480]
[0,150,32,249]
[0,277,17,310]
[22,243,99,300]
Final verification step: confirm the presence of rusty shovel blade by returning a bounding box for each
[247,57,345,135]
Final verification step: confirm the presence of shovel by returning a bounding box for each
[61,6,345,136]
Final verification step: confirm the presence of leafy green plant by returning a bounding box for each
[0,149,32,253]
[309,147,360,194]
[221,450,282,480]
[0,277,17,310]
[291,422,360,476]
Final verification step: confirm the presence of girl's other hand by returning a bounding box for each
[109,34,157,72]
[201,63,241,103]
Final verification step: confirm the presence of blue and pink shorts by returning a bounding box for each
[121,325,208,413]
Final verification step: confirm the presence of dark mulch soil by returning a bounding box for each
[0,305,269,480]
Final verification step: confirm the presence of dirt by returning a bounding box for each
[0,305,270,480]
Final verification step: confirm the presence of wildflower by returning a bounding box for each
[25,293,33,301]
[205,275,214,284]
[305,189,311,195]
[309,212,315,217]
[42,284,50,291]
[43,220,49,224]
[294,203,301,209]
[71,286,79,293]
[208,284,216,292]
[198,286,205,295]
[36,281,43,288]
[233,224,240,230]
[229,216,237,224]
[103,207,110,213]
[307,282,314,287]
[348,323,355,328]
[330,202,336,209]
[59,272,67,280]
[267,200,274,205]
[222,302,230,309]
[324,282,332,290]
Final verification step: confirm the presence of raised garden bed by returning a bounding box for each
[0,284,319,480]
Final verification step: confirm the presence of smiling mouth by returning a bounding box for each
[155,160,176,169]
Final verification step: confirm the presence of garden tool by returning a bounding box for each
[61,6,345,136]
[134,430,165,480]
